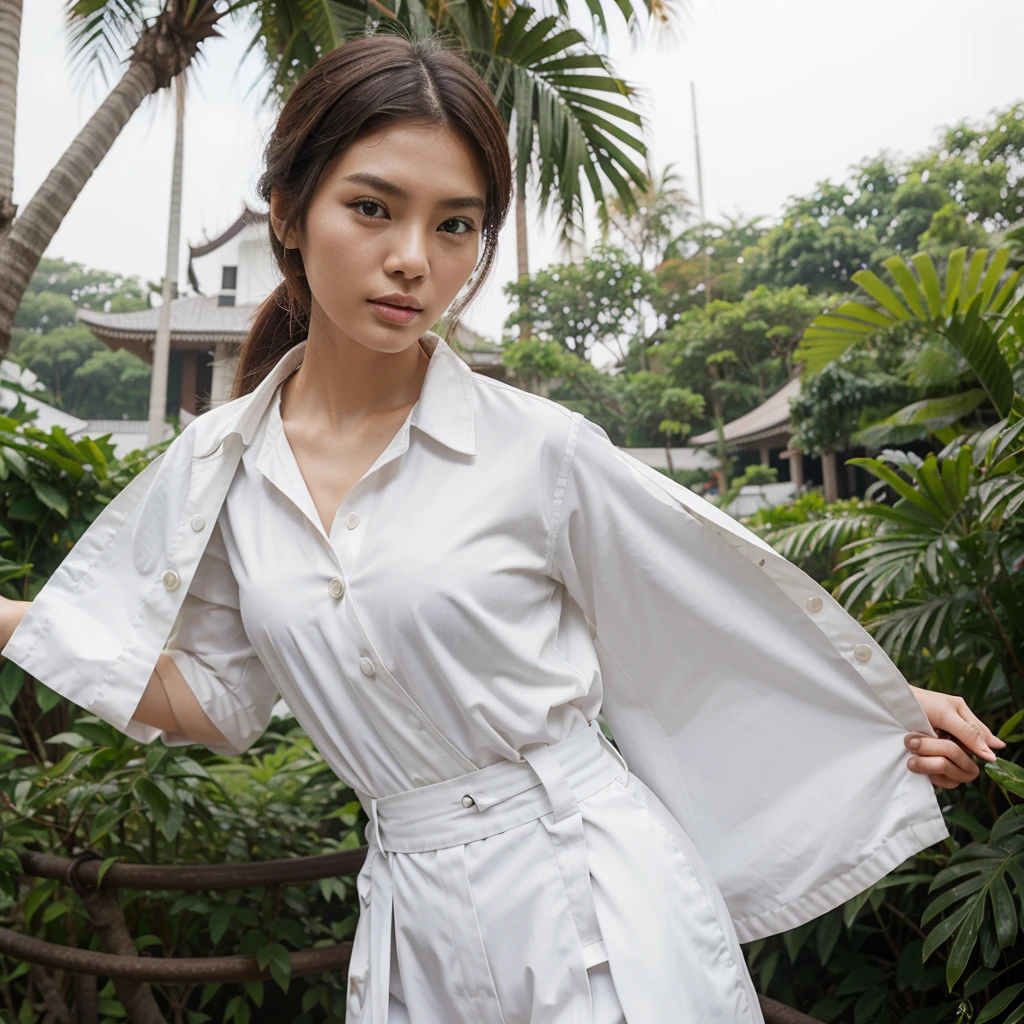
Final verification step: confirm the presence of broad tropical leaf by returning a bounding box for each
[794,247,1020,417]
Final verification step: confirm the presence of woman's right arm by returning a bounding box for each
[0,597,231,747]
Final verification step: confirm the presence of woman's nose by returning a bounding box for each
[383,225,430,278]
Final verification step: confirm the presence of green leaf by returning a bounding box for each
[34,681,62,714]
[942,313,1015,418]
[965,249,988,295]
[979,247,1010,309]
[911,252,944,317]
[987,872,1018,949]
[997,709,1024,741]
[210,907,231,945]
[135,777,170,820]
[977,983,1024,1023]
[851,269,912,320]
[846,458,946,525]
[944,246,967,315]
[883,255,929,318]
[30,481,69,519]
[947,901,985,988]
[96,856,119,888]
[0,660,24,709]
[986,758,1024,799]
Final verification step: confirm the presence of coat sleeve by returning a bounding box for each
[546,412,950,942]
[148,518,280,756]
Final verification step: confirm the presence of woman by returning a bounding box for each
[1,34,1005,1024]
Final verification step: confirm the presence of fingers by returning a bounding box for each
[904,733,984,784]
[929,696,998,762]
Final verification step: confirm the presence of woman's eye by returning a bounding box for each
[350,199,387,218]
[440,218,474,235]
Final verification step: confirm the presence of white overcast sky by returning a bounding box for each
[13,0,1024,343]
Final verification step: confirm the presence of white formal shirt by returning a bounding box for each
[155,333,606,794]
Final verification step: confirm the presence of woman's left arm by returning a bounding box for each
[904,685,1008,789]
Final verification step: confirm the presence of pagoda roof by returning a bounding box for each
[691,376,801,448]
[78,295,258,346]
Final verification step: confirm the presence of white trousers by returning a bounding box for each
[387,921,626,1023]
[348,719,762,1023]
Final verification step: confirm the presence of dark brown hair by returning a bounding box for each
[232,34,512,398]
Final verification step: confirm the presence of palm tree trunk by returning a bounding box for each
[148,74,185,445]
[0,0,22,241]
[0,58,158,356]
[515,176,531,341]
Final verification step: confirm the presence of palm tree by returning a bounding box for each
[0,0,22,244]
[596,160,694,269]
[0,0,224,355]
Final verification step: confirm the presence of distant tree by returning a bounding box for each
[595,161,694,268]
[10,324,151,420]
[7,259,153,419]
[656,213,768,313]
[504,246,656,365]
[657,283,830,434]
[740,103,1024,295]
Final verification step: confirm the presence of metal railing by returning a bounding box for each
[3,846,822,1024]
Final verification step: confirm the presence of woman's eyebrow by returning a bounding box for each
[342,171,485,211]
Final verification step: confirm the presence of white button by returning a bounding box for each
[162,570,180,591]
[404,711,422,728]
[461,795,475,808]
[346,512,360,530]
[328,577,345,599]
[190,514,206,532]
[806,596,823,613]
[854,644,872,662]
[410,773,428,786]
[350,975,365,1006]
[359,656,376,677]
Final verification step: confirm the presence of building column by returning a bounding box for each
[178,350,197,415]
[782,447,804,488]
[759,444,771,467]
[821,451,839,502]
[209,341,240,408]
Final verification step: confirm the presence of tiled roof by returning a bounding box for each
[78,295,258,344]
[691,376,801,447]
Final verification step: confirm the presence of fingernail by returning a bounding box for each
[981,745,995,760]
[908,736,920,749]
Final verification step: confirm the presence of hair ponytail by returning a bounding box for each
[231,265,310,400]
[230,34,512,399]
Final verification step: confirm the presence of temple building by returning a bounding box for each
[692,376,869,503]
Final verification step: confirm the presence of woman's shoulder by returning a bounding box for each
[469,372,577,451]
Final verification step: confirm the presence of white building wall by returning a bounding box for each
[190,220,280,304]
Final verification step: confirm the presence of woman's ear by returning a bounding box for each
[269,190,300,250]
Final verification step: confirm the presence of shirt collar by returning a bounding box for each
[194,329,476,458]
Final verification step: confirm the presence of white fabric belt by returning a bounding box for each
[348,718,630,1023]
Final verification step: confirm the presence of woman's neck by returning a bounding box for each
[280,323,431,433]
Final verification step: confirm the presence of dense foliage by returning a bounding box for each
[8,259,154,421]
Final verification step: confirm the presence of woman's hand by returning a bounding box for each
[905,685,1007,789]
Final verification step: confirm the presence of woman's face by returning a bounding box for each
[274,120,488,354]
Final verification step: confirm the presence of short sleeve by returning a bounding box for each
[149,518,279,755]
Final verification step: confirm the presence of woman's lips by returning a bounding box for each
[368,300,421,325]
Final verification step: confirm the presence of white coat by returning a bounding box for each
[3,330,949,1023]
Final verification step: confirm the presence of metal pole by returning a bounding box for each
[689,81,710,308]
